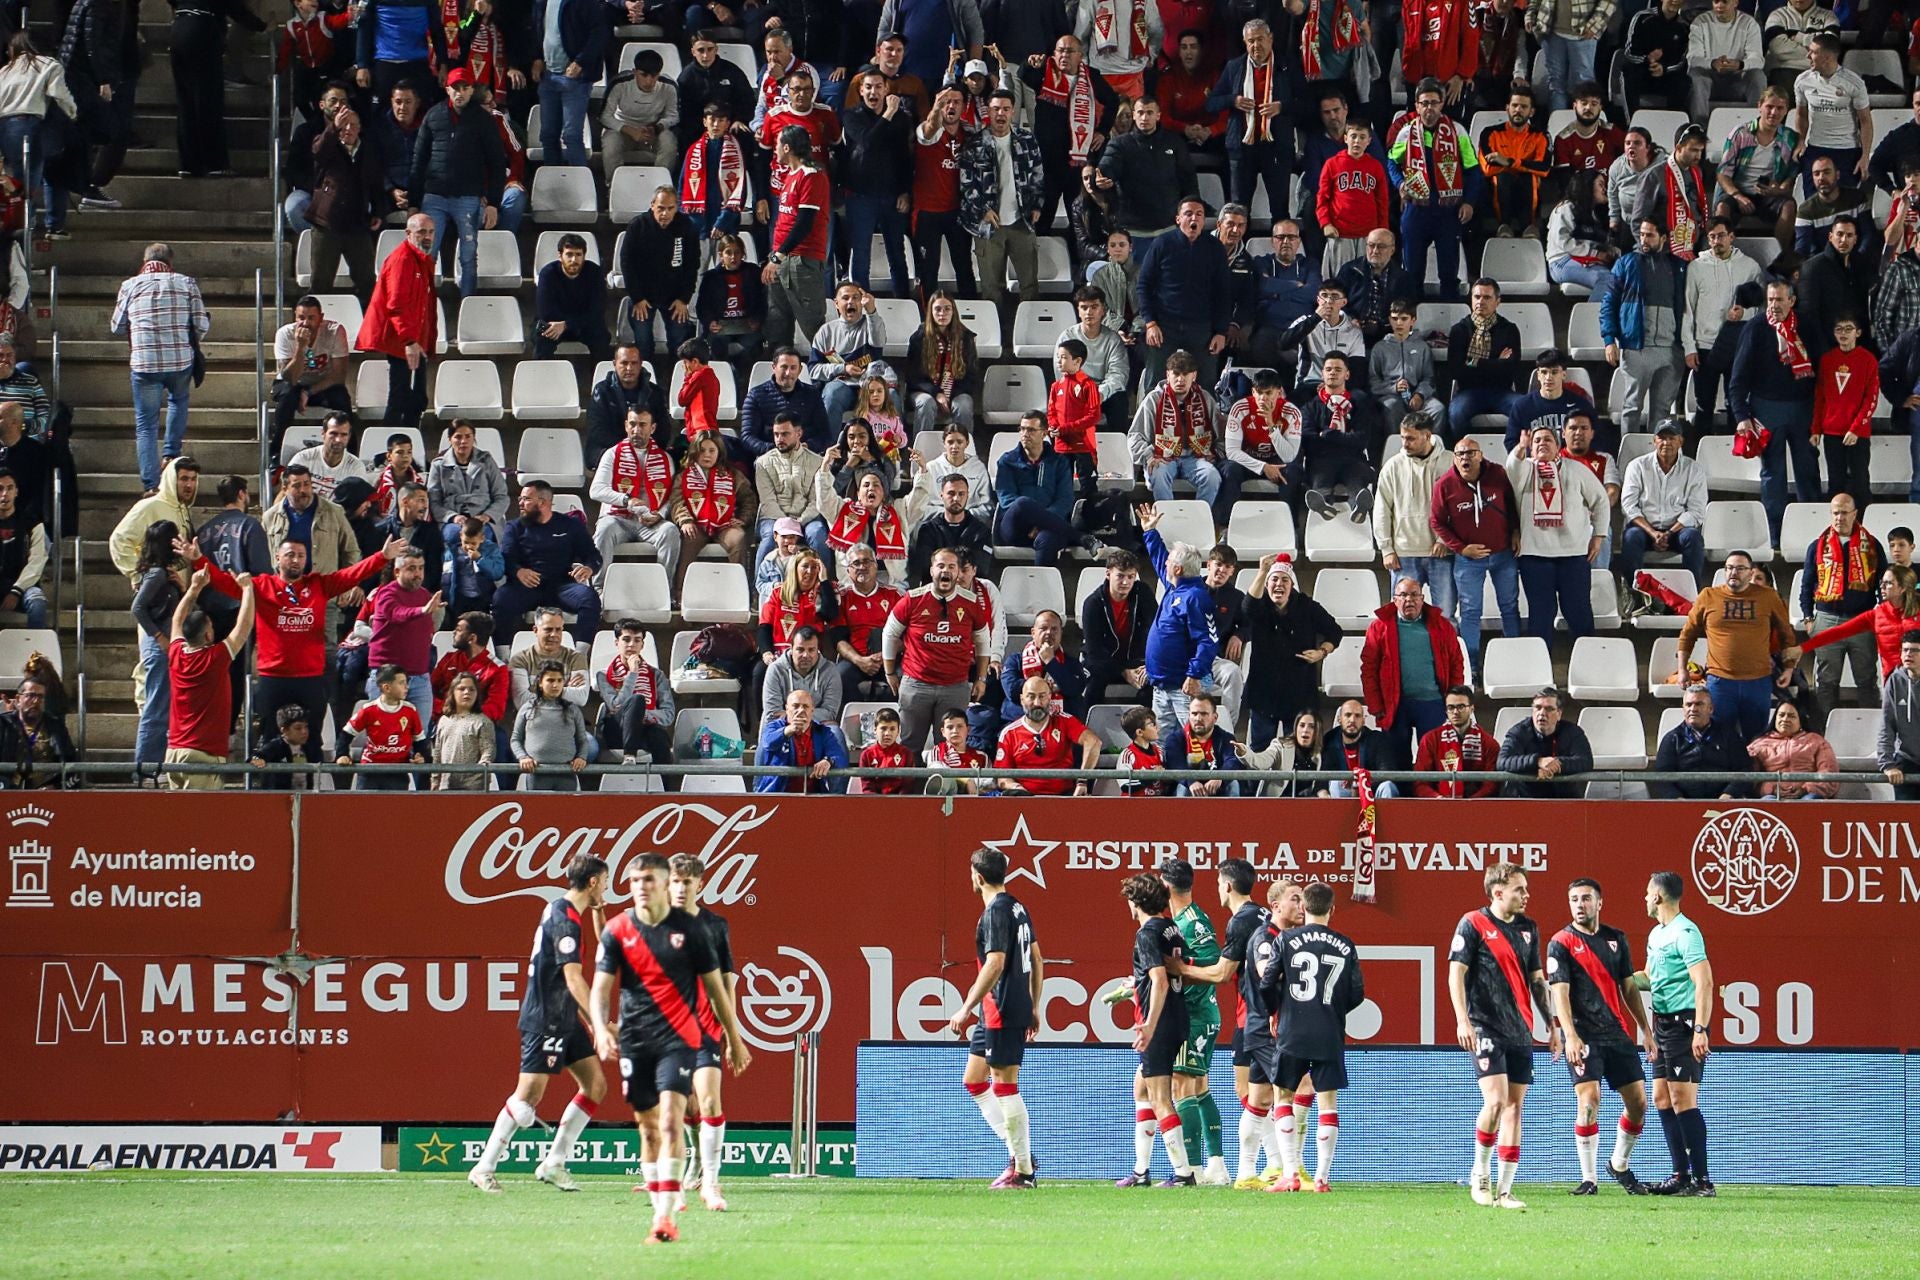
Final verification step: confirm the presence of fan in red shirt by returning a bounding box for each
[1048,340,1103,497]
[431,611,512,721]
[165,568,257,790]
[1317,123,1390,246]
[1155,33,1223,150]
[1812,319,1878,509]
[882,547,991,750]
[994,676,1101,796]
[858,707,916,794]
[759,73,839,213]
[1551,89,1626,174]
[336,662,427,790]
[1413,687,1502,798]
[833,546,903,702]
[677,345,722,439]
[911,89,974,300]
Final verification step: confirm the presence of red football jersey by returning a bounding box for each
[774,165,832,262]
[886,585,987,686]
[994,712,1090,796]
[347,700,424,764]
[839,582,903,653]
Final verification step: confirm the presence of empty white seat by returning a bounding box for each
[1844,48,1907,104]
[1735,236,1783,267]
[475,230,522,290]
[1587,567,1622,632]
[1697,435,1761,494]
[1567,636,1639,702]
[1414,302,1465,340]
[1224,500,1297,558]
[680,562,752,623]
[1482,238,1549,298]
[531,166,600,224]
[1863,502,1920,545]
[669,629,740,694]
[681,773,748,793]
[432,360,504,420]
[1313,568,1381,630]
[1825,708,1880,770]
[1031,236,1073,293]
[1565,303,1606,361]
[872,297,920,357]
[1779,502,1830,557]
[1320,635,1365,698]
[1580,706,1648,769]
[1505,303,1554,359]
[608,164,676,221]
[0,628,59,689]
[455,296,526,355]
[999,566,1067,626]
[984,364,1047,425]
[1871,434,1914,495]
[1096,432,1133,490]
[1481,636,1552,699]
[1011,301,1076,359]
[1153,500,1215,550]
[516,428,586,488]
[1648,636,1686,699]
[1302,511,1374,563]
[508,361,581,421]
[954,298,1004,359]
[310,293,364,338]
[602,563,674,623]
[1704,500,1773,558]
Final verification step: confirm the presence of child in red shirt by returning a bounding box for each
[859,707,914,794]
[1812,317,1877,509]
[337,663,425,791]
[1049,337,1102,498]
[1316,119,1389,275]
[1115,705,1169,796]
[926,706,988,794]
[677,338,722,441]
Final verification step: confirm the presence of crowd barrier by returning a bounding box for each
[3,793,1916,1124]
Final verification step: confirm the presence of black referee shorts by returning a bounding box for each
[1654,1011,1706,1084]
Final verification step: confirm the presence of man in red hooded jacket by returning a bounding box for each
[1401,0,1479,98]
[357,212,437,429]
[1361,575,1466,770]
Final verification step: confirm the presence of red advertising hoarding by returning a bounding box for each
[4,794,1914,1123]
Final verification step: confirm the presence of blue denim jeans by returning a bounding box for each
[1392,555,1456,614]
[284,188,313,233]
[1752,394,1818,548]
[132,366,192,490]
[1548,255,1613,300]
[421,192,483,297]
[1148,455,1222,505]
[627,298,697,362]
[495,184,529,234]
[0,114,59,232]
[135,631,170,771]
[842,191,912,297]
[1450,548,1520,672]
[1519,553,1595,643]
[364,672,435,731]
[1541,33,1598,111]
[754,516,831,568]
[1619,523,1706,586]
[538,72,593,168]
[1706,673,1773,743]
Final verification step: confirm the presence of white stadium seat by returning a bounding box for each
[1567,637,1639,702]
[1224,501,1296,558]
[531,166,600,224]
[1481,637,1552,699]
[601,563,675,624]
[1704,500,1773,558]
[998,566,1067,626]
[1011,302,1077,359]
[1580,706,1648,770]
[608,165,676,221]
[510,361,583,420]
[454,297,525,355]
[679,562,752,623]
[432,360,504,420]
[515,428,586,488]
[1312,569,1381,630]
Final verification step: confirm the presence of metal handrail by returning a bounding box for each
[72,537,86,751]
[19,135,29,274]
[46,262,59,622]
[270,71,284,328]
[47,262,57,403]
[253,268,266,431]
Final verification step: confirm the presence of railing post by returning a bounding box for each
[271,73,284,327]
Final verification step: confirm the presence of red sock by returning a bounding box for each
[570,1092,598,1117]
[965,1081,991,1097]
[991,1082,1019,1096]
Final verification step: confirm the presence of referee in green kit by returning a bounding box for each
[1634,871,1715,1197]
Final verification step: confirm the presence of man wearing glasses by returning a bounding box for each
[1246,221,1321,370]
[1429,438,1520,679]
[1387,78,1485,301]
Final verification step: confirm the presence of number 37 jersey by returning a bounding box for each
[1272,924,1365,1061]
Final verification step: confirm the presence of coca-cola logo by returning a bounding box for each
[443,802,770,908]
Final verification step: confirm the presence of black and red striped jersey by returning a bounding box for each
[689,909,734,1042]
[975,892,1035,1031]
[1450,907,1542,1047]
[597,906,718,1052]
[1547,922,1637,1047]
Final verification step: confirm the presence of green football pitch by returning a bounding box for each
[5,1176,1917,1279]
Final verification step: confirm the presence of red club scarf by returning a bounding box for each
[1090,0,1151,63]
[1532,459,1564,530]
[1432,724,1490,798]
[826,499,908,565]
[610,441,672,515]
[1240,57,1277,144]
[1150,385,1214,460]
[1665,158,1707,260]
[1769,308,1813,379]
[1020,642,1065,712]
[1039,60,1098,166]
[678,462,736,533]
[681,134,746,213]
[1351,766,1378,903]
[1318,386,1354,433]
[1814,525,1877,604]
[604,653,658,710]
[1400,115,1465,206]
[1301,0,1362,81]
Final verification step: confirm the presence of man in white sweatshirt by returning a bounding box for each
[1373,415,1454,614]
[1508,425,1610,645]
[1681,218,1764,447]
[1055,288,1133,432]
[1688,0,1767,122]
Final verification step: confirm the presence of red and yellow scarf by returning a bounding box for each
[1090,0,1151,63]
[682,134,746,213]
[826,500,907,564]
[1814,525,1877,604]
[610,441,672,514]
[1665,157,1707,259]
[1401,115,1465,205]
[678,462,736,532]
[1151,385,1214,460]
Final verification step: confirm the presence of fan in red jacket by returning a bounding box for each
[1401,0,1479,87]
[1413,692,1501,798]
[356,213,438,430]
[1360,582,1466,769]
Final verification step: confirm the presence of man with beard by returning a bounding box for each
[1479,87,1551,237]
[1552,81,1626,177]
[1336,229,1417,346]
[1014,34,1118,266]
[1633,124,1713,260]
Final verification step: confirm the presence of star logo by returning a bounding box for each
[415,1132,456,1167]
[984,814,1056,890]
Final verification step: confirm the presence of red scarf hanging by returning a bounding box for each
[611,441,672,514]
[1532,459,1564,530]
[1351,766,1378,903]
[1665,158,1706,260]
[1301,0,1362,81]
[1038,60,1098,166]
[1769,309,1813,379]
[1401,116,1465,205]
[682,134,747,213]
[140,260,172,275]
[604,653,659,711]
[1886,190,1920,262]
[464,20,508,93]
[1814,525,1876,604]
[678,463,736,533]
[1432,724,1491,799]
[1318,386,1354,433]
[1090,0,1151,62]
[1020,642,1065,712]
[1151,386,1214,460]
[826,500,908,564]
[433,0,461,70]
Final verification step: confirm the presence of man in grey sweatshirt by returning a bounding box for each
[759,625,844,733]
[1876,630,1920,799]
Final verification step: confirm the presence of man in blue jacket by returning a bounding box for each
[533,0,608,169]
[1136,196,1233,391]
[1600,218,1687,436]
[995,412,1103,566]
[755,686,849,793]
[738,347,833,463]
[1141,504,1220,741]
[491,480,603,644]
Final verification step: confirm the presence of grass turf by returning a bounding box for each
[4,1176,1916,1279]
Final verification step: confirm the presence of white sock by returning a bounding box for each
[642,1160,662,1214]
[1291,1096,1313,1168]
[1575,1123,1599,1183]
[1496,1146,1519,1196]
[1315,1114,1339,1184]
[551,1096,594,1167]
[1611,1116,1642,1173]
[681,1125,699,1190]
[1160,1117,1191,1175]
[998,1088,1032,1174]
[1274,1109,1300,1177]
[1237,1104,1273,1180]
[662,1154,687,1220]
[1132,1108,1155,1174]
[699,1118,726,1189]
[476,1099,532,1174]
[972,1085,1009,1141]
[1472,1129,1496,1186]
[1264,1106,1287,1170]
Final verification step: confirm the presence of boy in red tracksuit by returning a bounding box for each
[859,707,915,794]
[678,338,722,441]
[1812,317,1878,510]
[1316,120,1389,275]
[1049,337,1102,499]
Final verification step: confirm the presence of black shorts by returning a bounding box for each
[1473,1033,1533,1085]
[1654,1011,1706,1084]
[519,1024,595,1075]
[969,1021,1027,1068]
[694,1034,724,1072]
[1276,1051,1348,1093]
[1242,1033,1279,1086]
[1567,1039,1645,1090]
[1231,1025,1247,1066]
[619,1041,698,1113]
[1138,1018,1186,1079]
